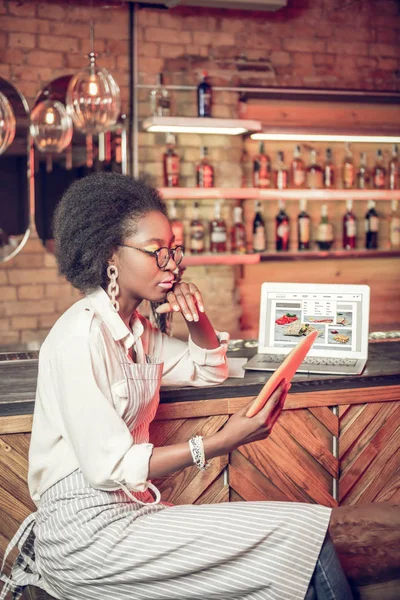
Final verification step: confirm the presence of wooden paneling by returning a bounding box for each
[230,408,338,507]
[339,401,400,505]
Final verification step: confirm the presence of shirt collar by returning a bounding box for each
[86,287,144,350]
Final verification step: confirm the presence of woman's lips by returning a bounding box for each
[157,279,175,289]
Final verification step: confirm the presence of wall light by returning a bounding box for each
[251,133,400,143]
[143,116,262,136]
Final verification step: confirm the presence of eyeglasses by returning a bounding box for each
[117,244,184,270]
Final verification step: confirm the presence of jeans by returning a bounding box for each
[305,533,354,600]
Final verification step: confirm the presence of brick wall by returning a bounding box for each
[1,0,399,348]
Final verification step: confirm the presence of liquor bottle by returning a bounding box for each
[210,201,227,253]
[163,133,180,187]
[323,148,335,189]
[307,149,323,189]
[290,145,306,188]
[240,148,253,188]
[253,142,272,189]
[365,200,379,249]
[189,202,205,254]
[342,142,355,189]
[274,151,288,190]
[316,204,334,251]
[197,71,212,118]
[168,201,184,247]
[149,73,170,117]
[196,147,214,188]
[297,198,311,250]
[389,145,399,190]
[252,201,266,252]
[372,149,386,189]
[275,199,290,251]
[343,199,357,250]
[238,92,248,119]
[356,152,370,189]
[389,200,400,249]
[231,206,247,254]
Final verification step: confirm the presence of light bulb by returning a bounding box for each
[45,108,55,125]
[30,99,73,153]
[0,91,16,155]
[88,79,99,96]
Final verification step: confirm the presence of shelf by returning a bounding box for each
[159,188,400,201]
[182,253,260,266]
[258,249,400,261]
[142,116,262,136]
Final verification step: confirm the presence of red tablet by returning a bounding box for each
[246,329,319,418]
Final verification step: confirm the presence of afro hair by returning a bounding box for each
[53,172,167,293]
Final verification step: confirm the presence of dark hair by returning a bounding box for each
[53,172,167,292]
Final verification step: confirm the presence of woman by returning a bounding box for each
[0,173,352,600]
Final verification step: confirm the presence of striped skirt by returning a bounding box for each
[2,470,331,600]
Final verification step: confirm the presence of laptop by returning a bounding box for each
[244,282,370,375]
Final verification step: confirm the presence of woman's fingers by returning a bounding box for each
[154,282,205,321]
[258,379,287,422]
[154,302,174,314]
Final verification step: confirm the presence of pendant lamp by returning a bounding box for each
[0,91,16,155]
[66,24,120,134]
[30,95,73,153]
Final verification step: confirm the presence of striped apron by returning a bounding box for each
[1,356,332,600]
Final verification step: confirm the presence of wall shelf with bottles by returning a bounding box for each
[183,253,260,266]
[142,116,262,136]
[160,188,400,201]
[258,249,400,261]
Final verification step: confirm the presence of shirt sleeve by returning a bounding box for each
[50,333,153,493]
[142,319,230,387]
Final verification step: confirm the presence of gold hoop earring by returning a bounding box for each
[107,264,120,312]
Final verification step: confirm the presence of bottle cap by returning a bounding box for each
[346,199,353,211]
[277,151,284,162]
[169,202,177,219]
[278,198,285,210]
[299,198,307,211]
[165,132,176,145]
[392,199,398,211]
[201,146,208,157]
[233,206,243,222]
[321,204,328,217]
[368,199,376,209]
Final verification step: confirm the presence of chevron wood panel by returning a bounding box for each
[149,414,229,505]
[339,401,400,505]
[0,433,35,572]
[229,408,338,507]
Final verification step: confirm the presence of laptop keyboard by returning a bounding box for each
[260,354,358,367]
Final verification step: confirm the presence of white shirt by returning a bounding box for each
[28,287,229,505]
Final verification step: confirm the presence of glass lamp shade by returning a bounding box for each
[0,91,16,155]
[30,99,73,153]
[66,59,121,134]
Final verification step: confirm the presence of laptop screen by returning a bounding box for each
[262,289,365,354]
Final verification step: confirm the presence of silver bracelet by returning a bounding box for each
[188,436,210,471]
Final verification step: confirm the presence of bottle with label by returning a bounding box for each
[343,199,357,250]
[373,149,386,189]
[168,201,184,247]
[253,142,272,189]
[342,142,355,189]
[240,148,253,188]
[210,201,227,253]
[252,201,266,252]
[163,133,180,187]
[316,204,334,250]
[357,152,370,189]
[290,145,306,188]
[389,200,400,249]
[149,73,170,117]
[196,147,214,188]
[275,199,290,251]
[324,148,335,189]
[365,200,379,249]
[307,150,323,189]
[231,206,247,254]
[197,71,212,118]
[274,151,288,190]
[389,145,399,190]
[297,198,311,251]
[189,202,205,254]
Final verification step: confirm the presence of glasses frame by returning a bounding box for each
[117,243,185,270]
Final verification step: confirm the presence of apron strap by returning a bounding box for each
[116,480,161,506]
[0,512,40,600]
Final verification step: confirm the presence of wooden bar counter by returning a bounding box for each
[0,340,399,563]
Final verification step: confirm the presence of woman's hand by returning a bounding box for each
[217,380,290,454]
[155,281,205,322]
